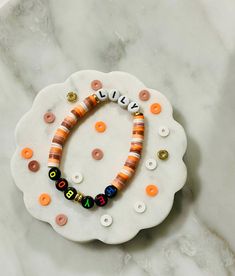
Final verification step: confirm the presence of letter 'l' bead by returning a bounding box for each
[95,89,108,101]
[128,101,140,113]
[108,89,120,101]
[118,95,130,108]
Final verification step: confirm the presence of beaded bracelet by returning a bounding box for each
[48,89,145,209]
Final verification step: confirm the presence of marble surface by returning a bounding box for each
[0,0,235,275]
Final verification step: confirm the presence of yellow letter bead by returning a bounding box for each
[64,187,77,200]
[48,167,61,180]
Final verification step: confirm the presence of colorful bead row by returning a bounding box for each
[48,91,145,209]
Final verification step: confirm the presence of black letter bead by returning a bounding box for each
[95,193,108,207]
[105,185,118,198]
[55,178,68,191]
[48,167,61,181]
[81,196,94,209]
[64,187,77,200]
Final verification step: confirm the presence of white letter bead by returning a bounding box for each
[128,102,140,113]
[109,89,120,101]
[118,95,130,108]
[95,89,108,101]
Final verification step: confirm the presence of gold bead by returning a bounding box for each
[67,91,78,103]
[157,150,169,160]
[92,93,100,103]
[134,112,143,116]
[74,192,83,203]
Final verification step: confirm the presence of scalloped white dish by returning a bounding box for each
[11,70,187,244]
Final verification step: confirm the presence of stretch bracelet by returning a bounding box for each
[48,89,145,209]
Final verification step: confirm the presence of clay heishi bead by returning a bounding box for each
[55,178,68,191]
[118,95,130,108]
[28,160,40,172]
[95,89,108,101]
[105,185,118,198]
[64,187,77,200]
[48,167,61,180]
[95,193,108,207]
[127,102,140,114]
[81,196,94,209]
[108,89,120,102]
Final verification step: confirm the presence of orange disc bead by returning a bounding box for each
[21,147,33,159]
[39,193,51,206]
[95,121,106,133]
[146,184,159,197]
[150,103,162,114]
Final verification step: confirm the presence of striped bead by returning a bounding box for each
[48,94,99,167]
[112,113,144,190]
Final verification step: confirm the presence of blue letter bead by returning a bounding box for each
[104,185,118,198]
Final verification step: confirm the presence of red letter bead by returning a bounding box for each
[55,178,68,191]
[95,193,108,207]
[49,167,61,180]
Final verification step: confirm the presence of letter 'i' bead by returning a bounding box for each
[109,89,120,101]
